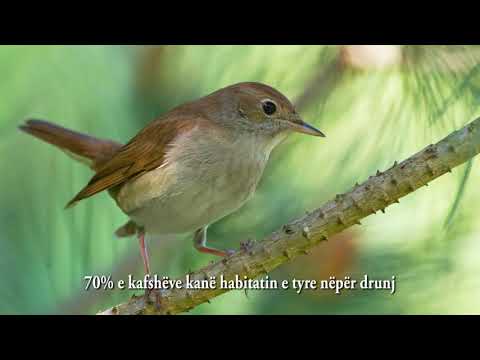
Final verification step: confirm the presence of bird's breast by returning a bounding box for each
[116,126,273,235]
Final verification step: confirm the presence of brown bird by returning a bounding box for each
[19,82,325,304]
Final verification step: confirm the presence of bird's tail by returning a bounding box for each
[19,119,122,171]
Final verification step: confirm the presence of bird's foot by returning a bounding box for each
[144,288,164,311]
[240,238,256,253]
[225,249,236,256]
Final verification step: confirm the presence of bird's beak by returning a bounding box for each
[288,117,326,137]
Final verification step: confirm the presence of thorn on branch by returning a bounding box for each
[426,144,437,154]
[283,224,295,235]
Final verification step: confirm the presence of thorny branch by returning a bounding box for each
[99,116,480,315]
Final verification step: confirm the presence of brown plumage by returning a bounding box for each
[20,116,197,209]
[66,119,195,208]
[19,82,325,304]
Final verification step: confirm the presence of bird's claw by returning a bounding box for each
[240,238,256,253]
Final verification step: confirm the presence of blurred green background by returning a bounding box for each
[1,45,480,314]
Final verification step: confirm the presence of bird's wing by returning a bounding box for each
[66,117,197,208]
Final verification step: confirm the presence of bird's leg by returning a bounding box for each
[138,229,151,275]
[193,226,235,257]
[137,229,162,309]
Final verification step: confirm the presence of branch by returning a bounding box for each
[99,117,480,315]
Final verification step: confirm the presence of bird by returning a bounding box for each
[19,81,325,305]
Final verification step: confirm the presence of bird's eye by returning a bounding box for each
[262,101,277,116]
